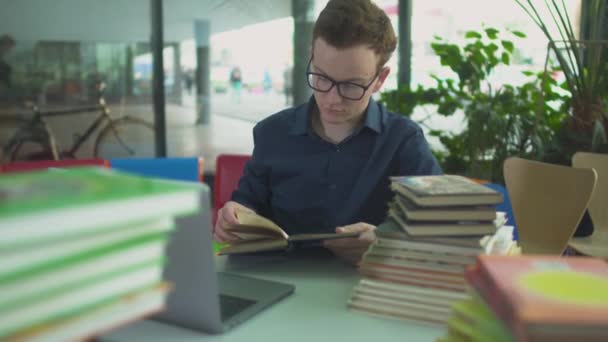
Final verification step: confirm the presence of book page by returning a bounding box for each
[227,209,288,240]
[288,231,359,242]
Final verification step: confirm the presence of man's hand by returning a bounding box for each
[322,222,376,265]
[213,201,255,243]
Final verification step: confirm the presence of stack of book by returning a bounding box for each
[0,167,200,341]
[440,255,608,342]
[388,175,506,238]
[348,175,520,325]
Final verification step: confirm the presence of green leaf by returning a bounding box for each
[465,31,482,39]
[501,52,510,65]
[501,40,514,53]
[522,70,534,76]
[510,30,526,38]
[485,28,499,39]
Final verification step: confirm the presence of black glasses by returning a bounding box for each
[305,58,379,101]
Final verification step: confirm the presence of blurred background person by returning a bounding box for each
[263,68,272,94]
[229,65,243,102]
[283,65,292,105]
[0,34,16,103]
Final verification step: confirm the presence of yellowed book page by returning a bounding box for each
[217,239,288,255]
[225,209,288,240]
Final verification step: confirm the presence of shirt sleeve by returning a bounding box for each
[397,128,443,176]
[230,125,271,215]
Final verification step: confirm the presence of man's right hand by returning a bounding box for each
[213,201,255,243]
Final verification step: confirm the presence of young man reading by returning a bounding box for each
[214,0,442,264]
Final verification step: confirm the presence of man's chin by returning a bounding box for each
[320,112,348,124]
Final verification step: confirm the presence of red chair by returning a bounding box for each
[212,154,251,225]
[1,159,109,173]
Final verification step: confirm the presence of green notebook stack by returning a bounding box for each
[0,167,200,341]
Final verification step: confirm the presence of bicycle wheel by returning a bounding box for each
[0,116,53,163]
[94,116,156,159]
[0,116,25,163]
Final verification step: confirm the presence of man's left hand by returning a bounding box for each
[323,222,376,266]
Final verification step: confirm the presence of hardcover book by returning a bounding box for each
[217,209,359,255]
[388,205,505,237]
[469,255,608,341]
[390,175,503,207]
[393,194,497,221]
[0,167,200,247]
[6,284,168,342]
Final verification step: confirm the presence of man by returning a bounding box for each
[214,0,441,265]
[0,35,16,90]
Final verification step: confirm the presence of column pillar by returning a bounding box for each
[398,0,412,88]
[194,20,211,124]
[292,0,316,106]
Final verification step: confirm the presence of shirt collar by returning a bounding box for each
[289,96,383,136]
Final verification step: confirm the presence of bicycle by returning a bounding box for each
[0,83,155,164]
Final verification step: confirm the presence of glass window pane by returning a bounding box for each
[0,0,156,160]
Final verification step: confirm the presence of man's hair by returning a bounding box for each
[313,0,397,70]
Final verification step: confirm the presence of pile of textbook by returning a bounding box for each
[0,167,200,341]
[439,255,608,342]
[348,175,520,325]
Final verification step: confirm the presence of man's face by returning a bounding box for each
[310,37,390,127]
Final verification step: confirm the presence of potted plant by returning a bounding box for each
[515,0,608,162]
[381,27,568,183]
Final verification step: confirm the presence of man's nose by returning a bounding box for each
[325,85,342,104]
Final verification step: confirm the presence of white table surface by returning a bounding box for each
[101,248,445,342]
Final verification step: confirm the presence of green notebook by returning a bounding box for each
[0,217,173,277]
[0,262,164,338]
[0,167,201,247]
[0,218,173,312]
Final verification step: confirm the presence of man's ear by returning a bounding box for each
[372,66,391,93]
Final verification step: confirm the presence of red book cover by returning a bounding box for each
[473,255,608,339]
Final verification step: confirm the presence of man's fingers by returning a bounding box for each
[214,227,239,242]
[220,206,239,225]
[336,222,375,234]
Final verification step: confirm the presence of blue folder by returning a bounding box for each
[110,157,201,183]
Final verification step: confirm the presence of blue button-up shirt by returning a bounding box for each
[232,97,442,235]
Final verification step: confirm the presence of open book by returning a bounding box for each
[217,209,359,255]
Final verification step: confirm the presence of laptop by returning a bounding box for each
[155,183,295,334]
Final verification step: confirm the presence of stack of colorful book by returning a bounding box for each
[388,175,506,238]
[0,167,200,341]
[348,175,520,325]
[440,255,608,342]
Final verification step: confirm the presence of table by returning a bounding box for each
[101,248,445,342]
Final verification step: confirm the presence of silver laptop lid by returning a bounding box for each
[156,183,224,333]
[156,183,294,334]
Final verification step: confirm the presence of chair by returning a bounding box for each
[569,152,608,258]
[212,154,251,224]
[0,159,108,173]
[109,157,204,182]
[503,157,597,255]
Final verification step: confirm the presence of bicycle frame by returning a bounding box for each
[53,106,111,157]
[30,103,111,158]
[1,81,155,162]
